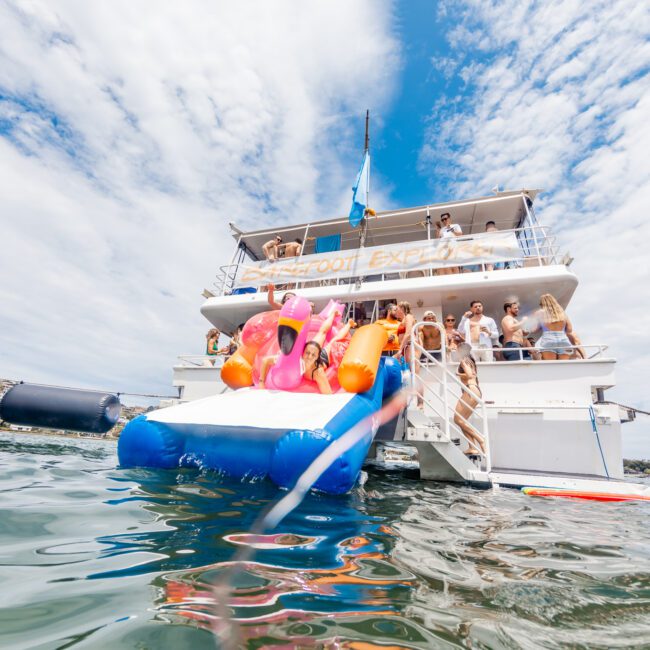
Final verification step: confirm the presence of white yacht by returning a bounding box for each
[168,189,647,499]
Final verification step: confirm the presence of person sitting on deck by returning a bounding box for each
[533,293,579,361]
[484,221,504,271]
[306,309,356,367]
[267,283,296,310]
[262,235,283,262]
[259,340,333,394]
[375,303,402,356]
[458,300,499,362]
[501,301,531,361]
[454,356,486,456]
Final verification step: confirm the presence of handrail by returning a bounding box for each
[409,321,491,471]
[175,354,229,368]
[430,343,609,361]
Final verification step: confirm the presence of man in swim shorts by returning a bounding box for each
[262,235,283,261]
[501,301,531,361]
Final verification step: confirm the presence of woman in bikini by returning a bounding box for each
[534,293,578,361]
[395,301,416,364]
[453,356,486,456]
[259,310,355,394]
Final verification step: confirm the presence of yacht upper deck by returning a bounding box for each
[202,190,576,332]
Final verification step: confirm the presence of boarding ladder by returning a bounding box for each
[406,321,491,483]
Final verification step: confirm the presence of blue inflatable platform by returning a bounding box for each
[118,358,403,494]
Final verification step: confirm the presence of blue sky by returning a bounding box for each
[0,0,648,457]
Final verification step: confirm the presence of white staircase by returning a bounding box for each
[405,322,492,485]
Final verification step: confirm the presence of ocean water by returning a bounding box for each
[1,433,649,649]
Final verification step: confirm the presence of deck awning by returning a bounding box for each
[229,189,541,261]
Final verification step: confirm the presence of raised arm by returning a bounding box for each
[266,283,283,310]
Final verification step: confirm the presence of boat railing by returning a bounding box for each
[211,224,566,296]
[441,343,609,361]
[409,321,491,471]
[175,354,228,368]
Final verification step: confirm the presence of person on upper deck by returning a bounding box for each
[533,293,579,361]
[282,238,303,258]
[501,301,531,361]
[259,340,333,394]
[458,300,498,362]
[267,283,296,310]
[375,303,403,356]
[436,212,462,275]
[395,301,416,364]
[484,221,504,271]
[438,212,462,239]
[262,235,283,262]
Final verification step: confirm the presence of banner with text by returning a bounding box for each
[237,232,522,288]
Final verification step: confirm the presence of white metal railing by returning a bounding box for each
[175,354,229,368]
[445,343,609,361]
[212,225,565,296]
[409,321,491,471]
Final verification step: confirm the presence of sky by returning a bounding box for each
[0,0,648,457]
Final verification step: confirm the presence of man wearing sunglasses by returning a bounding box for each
[443,314,464,358]
[262,234,283,262]
[436,212,462,275]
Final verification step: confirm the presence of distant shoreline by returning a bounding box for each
[0,426,118,441]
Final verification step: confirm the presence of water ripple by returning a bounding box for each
[1,432,649,649]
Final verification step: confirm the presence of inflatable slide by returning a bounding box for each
[118,297,403,494]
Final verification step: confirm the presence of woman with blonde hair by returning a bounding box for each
[534,293,578,361]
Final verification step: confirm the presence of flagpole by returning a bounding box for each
[360,110,370,250]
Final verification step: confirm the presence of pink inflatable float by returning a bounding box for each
[236,296,349,393]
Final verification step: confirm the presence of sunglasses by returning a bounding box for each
[445,318,455,322]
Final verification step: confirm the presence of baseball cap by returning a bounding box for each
[423,310,436,318]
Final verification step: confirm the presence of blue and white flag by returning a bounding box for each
[349,150,370,227]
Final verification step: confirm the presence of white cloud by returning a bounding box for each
[0,1,399,396]
[420,0,650,457]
